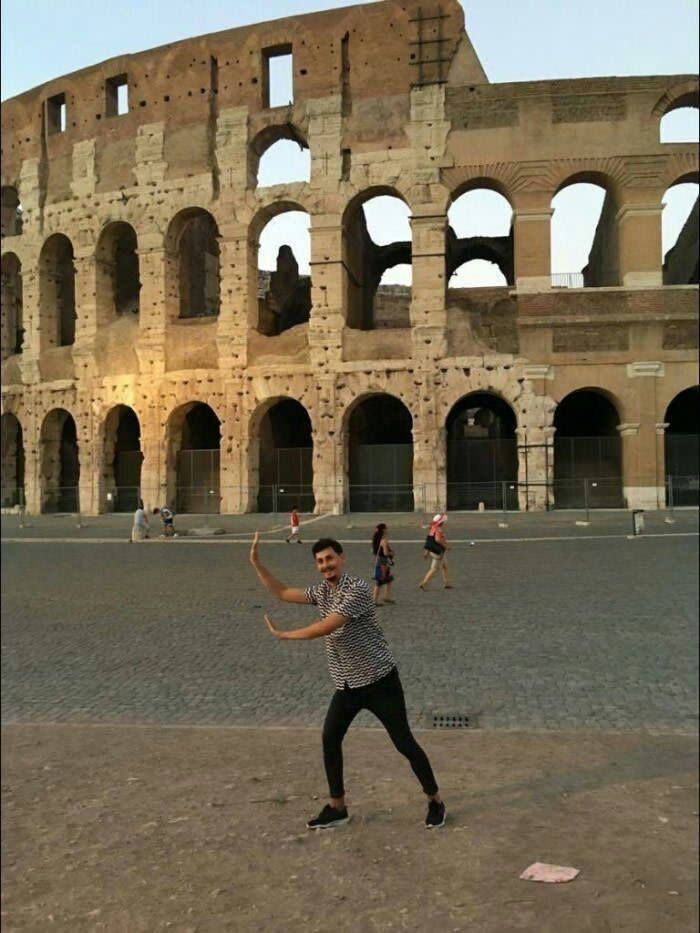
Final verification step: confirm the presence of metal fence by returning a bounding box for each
[553,436,623,508]
[42,486,80,513]
[258,446,314,512]
[551,272,584,288]
[349,444,413,511]
[176,449,220,514]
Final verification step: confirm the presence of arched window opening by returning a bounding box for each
[256,399,314,513]
[660,107,699,143]
[553,390,623,508]
[258,139,311,187]
[40,409,80,513]
[662,182,699,285]
[104,406,143,512]
[168,402,221,513]
[1,186,22,237]
[447,189,513,288]
[664,386,699,506]
[551,182,618,288]
[374,265,412,328]
[1,413,24,508]
[1,253,23,358]
[343,194,412,330]
[177,212,220,318]
[97,222,141,320]
[40,234,76,347]
[448,259,508,289]
[257,211,311,335]
[348,395,413,511]
[446,393,517,511]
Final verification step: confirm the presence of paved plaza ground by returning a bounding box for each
[2,510,698,930]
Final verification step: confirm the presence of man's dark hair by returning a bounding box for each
[152,507,160,515]
[312,538,343,556]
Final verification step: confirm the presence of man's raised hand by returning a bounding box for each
[249,530,260,565]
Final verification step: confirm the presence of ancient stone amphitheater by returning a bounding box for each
[1,0,698,516]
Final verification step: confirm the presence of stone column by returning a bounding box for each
[135,233,170,379]
[309,217,344,373]
[622,360,667,508]
[410,206,447,361]
[139,416,167,512]
[512,207,553,291]
[312,377,343,513]
[617,202,663,288]
[216,224,249,371]
[655,422,670,508]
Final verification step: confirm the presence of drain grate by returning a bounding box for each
[432,713,474,729]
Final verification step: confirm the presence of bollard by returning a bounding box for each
[632,509,645,536]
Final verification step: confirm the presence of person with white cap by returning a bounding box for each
[419,513,452,590]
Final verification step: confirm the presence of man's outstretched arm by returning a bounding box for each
[249,531,308,604]
[263,612,347,640]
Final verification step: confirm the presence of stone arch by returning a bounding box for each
[40,408,80,513]
[445,392,518,510]
[652,79,700,118]
[1,186,22,237]
[553,388,623,508]
[551,172,621,287]
[39,234,76,348]
[95,221,141,322]
[344,392,414,512]
[102,404,143,512]
[342,187,412,330]
[1,411,24,508]
[661,174,698,285]
[252,201,312,336]
[1,252,23,359]
[447,180,513,286]
[251,124,311,187]
[249,396,315,512]
[165,400,221,513]
[165,208,220,320]
[663,385,699,506]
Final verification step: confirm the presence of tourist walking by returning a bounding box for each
[419,513,452,590]
[286,507,302,544]
[249,532,446,830]
[371,522,395,605]
[131,500,150,541]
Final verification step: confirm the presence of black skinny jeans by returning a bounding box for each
[322,667,438,799]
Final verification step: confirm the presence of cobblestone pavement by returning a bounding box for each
[1,515,698,732]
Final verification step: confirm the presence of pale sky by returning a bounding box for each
[2,0,698,284]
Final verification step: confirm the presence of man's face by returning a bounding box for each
[314,547,345,584]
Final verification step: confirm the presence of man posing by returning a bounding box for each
[249,532,445,830]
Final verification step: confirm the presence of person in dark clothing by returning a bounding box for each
[250,532,445,830]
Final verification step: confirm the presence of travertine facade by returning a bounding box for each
[1,0,698,515]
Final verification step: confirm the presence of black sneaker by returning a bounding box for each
[425,799,446,829]
[306,804,350,830]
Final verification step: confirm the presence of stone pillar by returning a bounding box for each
[656,422,670,508]
[309,217,344,373]
[135,234,169,378]
[139,418,167,512]
[75,401,99,516]
[414,420,445,516]
[617,202,663,288]
[216,225,249,370]
[512,205,552,292]
[622,360,667,508]
[312,377,343,513]
[410,206,447,361]
[22,421,41,515]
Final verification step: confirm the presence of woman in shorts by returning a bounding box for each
[419,513,452,590]
[371,522,395,606]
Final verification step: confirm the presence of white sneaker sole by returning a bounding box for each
[425,809,447,829]
[306,815,351,830]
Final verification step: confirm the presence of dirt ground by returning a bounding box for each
[1,724,697,932]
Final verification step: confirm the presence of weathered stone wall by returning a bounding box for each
[1,0,698,514]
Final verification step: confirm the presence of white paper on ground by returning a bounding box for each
[520,862,580,883]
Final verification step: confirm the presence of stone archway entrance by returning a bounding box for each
[446,393,518,510]
[1,412,24,508]
[664,386,699,506]
[553,390,623,508]
[103,406,143,512]
[256,399,314,513]
[40,409,80,513]
[168,402,221,513]
[347,395,414,512]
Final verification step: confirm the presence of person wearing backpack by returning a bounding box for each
[419,513,452,590]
